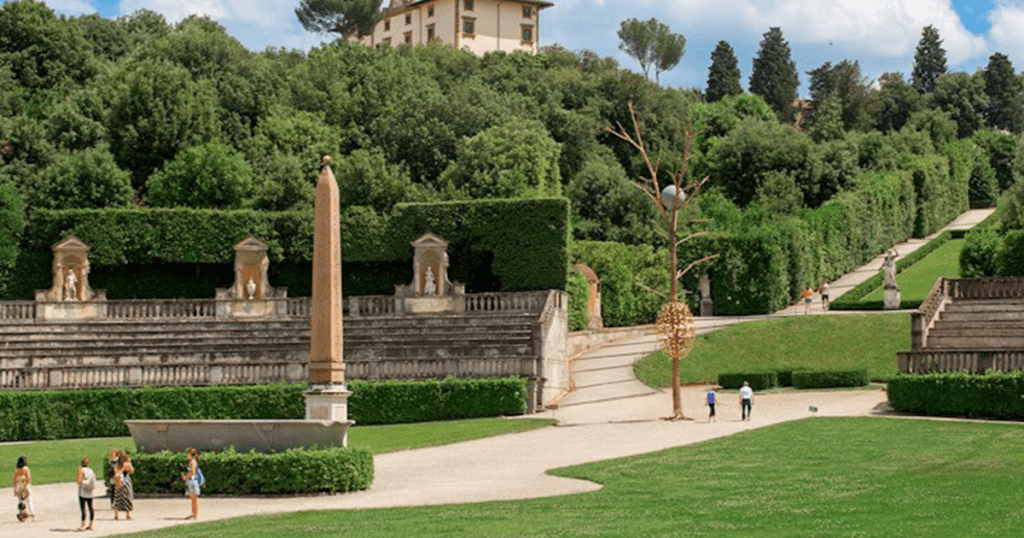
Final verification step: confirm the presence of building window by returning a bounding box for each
[428,5,434,17]
[427,24,436,40]
[405,13,411,25]
[404,31,412,44]
[462,17,475,36]
[384,20,390,31]
[382,37,391,46]
[523,6,533,18]
[464,0,474,11]
[521,25,533,43]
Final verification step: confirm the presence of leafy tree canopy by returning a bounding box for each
[983,52,1024,134]
[749,27,798,119]
[295,0,383,39]
[616,18,685,83]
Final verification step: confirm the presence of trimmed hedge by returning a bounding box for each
[346,377,528,425]
[0,378,529,441]
[791,369,869,389]
[717,372,777,391]
[123,446,374,496]
[887,371,1024,420]
[6,198,569,299]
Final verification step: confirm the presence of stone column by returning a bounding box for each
[305,157,352,427]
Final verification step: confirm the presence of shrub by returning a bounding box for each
[774,369,795,387]
[0,378,529,441]
[791,369,869,389]
[717,372,777,391]
[125,446,374,495]
[960,226,1003,278]
[887,371,1024,420]
[566,270,589,331]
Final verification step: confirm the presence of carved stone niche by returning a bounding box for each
[35,235,107,320]
[394,233,465,314]
[215,236,287,318]
[571,263,603,329]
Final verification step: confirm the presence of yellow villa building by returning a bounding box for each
[361,0,555,55]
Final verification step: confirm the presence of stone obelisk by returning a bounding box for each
[305,156,352,432]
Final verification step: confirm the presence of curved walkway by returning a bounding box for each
[0,209,993,537]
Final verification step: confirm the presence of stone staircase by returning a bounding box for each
[0,312,542,390]
[900,278,1024,373]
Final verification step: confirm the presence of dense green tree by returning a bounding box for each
[709,117,820,207]
[911,25,947,93]
[983,52,1024,133]
[806,60,871,131]
[44,89,106,151]
[932,71,989,138]
[72,13,129,62]
[145,142,252,208]
[973,129,1018,190]
[104,59,221,188]
[705,40,742,102]
[295,0,382,38]
[439,119,561,199]
[31,144,134,209]
[567,147,659,245]
[335,148,429,214]
[616,18,685,83]
[804,96,844,142]
[748,27,798,118]
[870,72,923,133]
[0,0,96,91]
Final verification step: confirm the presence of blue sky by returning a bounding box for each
[38,0,1024,94]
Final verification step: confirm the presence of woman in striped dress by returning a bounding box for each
[112,451,134,519]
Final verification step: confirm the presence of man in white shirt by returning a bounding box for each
[739,381,753,421]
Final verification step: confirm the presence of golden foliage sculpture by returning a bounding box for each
[656,301,696,361]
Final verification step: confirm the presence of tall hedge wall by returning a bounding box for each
[6,198,569,299]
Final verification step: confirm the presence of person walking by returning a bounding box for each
[802,286,814,314]
[112,451,134,520]
[819,279,831,310]
[182,448,201,520]
[13,455,34,522]
[77,457,97,531]
[739,381,753,421]
[705,386,718,422]
[106,449,118,509]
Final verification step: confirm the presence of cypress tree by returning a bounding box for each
[911,25,947,94]
[706,40,742,102]
[749,27,798,118]
[983,52,1024,133]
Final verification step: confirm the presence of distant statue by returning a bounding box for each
[64,269,77,301]
[423,267,437,296]
[699,272,711,301]
[246,277,257,300]
[882,249,898,289]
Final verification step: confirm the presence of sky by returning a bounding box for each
[38,0,1024,94]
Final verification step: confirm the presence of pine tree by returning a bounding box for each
[911,25,947,94]
[984,52,1024,133]
[706,40,742,102]
[748,27,798,118]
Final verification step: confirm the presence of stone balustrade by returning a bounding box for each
[898,350,1024,374]
[0,362,309,391]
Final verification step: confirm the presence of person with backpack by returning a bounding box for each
[182,448,203,520]
[77,457,97,531]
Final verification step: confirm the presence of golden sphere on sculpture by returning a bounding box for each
[656,301,696,360]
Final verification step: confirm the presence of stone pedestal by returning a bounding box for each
[305,386,353,423]
[215,236,287,318]
[884,287,901,310]
[700,298,714,317]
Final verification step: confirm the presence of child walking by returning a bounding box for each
[706,386,718,422]
[182,448,201,520]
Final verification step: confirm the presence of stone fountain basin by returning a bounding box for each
[125,419,353,454]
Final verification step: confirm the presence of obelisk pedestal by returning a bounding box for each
[305,157,354,437]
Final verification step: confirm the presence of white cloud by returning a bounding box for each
[45,0,97,15]
[986,1,1024,59]
[659,0,986,64]
[118,0,228,23]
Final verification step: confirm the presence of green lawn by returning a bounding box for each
[128,418,1024,538]
[859,239,964,305]
[0,417,555,486]
[634,313,909,387]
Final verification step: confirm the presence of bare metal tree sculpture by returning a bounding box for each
[606,102,717,421]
